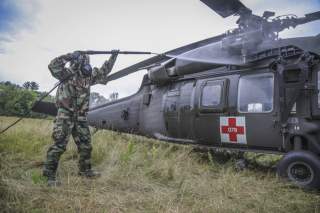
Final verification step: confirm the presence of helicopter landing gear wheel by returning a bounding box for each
[277,151,320,189]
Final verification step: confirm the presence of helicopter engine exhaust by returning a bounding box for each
[148,56,223,85]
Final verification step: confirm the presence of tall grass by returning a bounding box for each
[0,116,319,212]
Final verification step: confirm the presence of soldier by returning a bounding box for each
[43,50,119,186]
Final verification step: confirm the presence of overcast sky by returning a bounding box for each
[0,0,319,98]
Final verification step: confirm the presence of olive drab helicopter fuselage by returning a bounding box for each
[34,0,320,188]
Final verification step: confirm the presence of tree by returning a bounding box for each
[0,81,51,118]
[23,81,31,90]
[109,92,119,101]
[89,92,108,107]
[4,81,14,87]
[23,81,39,90]
[30,81,39,91]
[0,82,36,116]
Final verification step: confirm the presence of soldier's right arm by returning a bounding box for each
[48,53,78,80]
[90,51,119,85]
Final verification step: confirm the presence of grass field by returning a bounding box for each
[0,116,320,213]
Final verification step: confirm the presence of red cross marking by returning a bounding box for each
[221,118,245,142]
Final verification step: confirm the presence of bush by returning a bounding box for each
[0,81,54,118]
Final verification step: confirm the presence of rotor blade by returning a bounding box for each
[292,11,320,26]
[200,0,251,18]
[107,33,225,81]
[79,50,156,55]
[305,11,320,21]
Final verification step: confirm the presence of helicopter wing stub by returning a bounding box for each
[200,0,251,18]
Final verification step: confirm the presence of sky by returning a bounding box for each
[0,0,319,98]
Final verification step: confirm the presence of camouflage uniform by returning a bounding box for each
[43,52,118,180]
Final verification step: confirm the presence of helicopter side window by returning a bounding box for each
[199,79,227,113]
[201,84,222,107]
[238,73,274,113]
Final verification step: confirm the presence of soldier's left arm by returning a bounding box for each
[90,53,118,85]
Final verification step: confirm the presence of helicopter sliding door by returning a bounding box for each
[163,81,196,139]
[178,81,196,139]
[164,84,181,138]
[236,72,281,149]
[194,78,228,145]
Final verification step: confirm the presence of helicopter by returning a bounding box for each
[32,0,320,189]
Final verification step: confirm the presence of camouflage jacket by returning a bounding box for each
[48,54,117,118]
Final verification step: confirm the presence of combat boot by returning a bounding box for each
[78,169,101,178]
[47,176,62,187]
[43,171,61,187]
[78,161,101,178]
[43,165,61,187]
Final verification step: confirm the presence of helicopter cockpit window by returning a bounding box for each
[238,73,274,113]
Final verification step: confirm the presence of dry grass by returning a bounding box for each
[0,116,320,213]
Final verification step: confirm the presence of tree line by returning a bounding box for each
[0,81,52,118]
[0,81,118,118]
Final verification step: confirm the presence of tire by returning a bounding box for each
[277,151,320,189]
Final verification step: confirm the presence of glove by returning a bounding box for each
[64,51,81,61]
[111,49,120,56]
[71,51,81,59]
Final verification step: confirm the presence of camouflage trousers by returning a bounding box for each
[43,109,92,178]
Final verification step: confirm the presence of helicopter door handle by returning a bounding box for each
[170,104,176,111]
[181,105,191,111]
